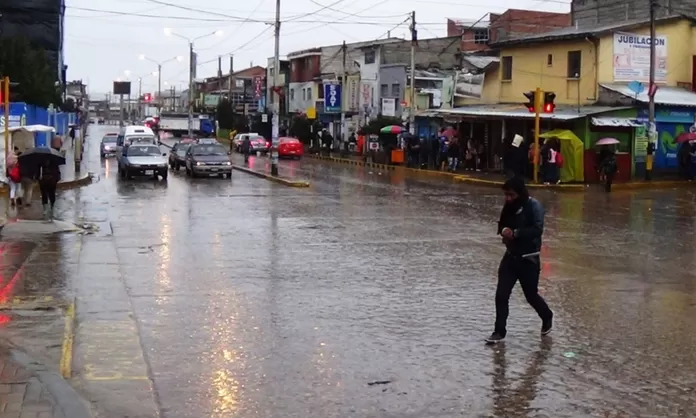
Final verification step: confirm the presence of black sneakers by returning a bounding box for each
[541,317,553,335]
[485,332,506,344]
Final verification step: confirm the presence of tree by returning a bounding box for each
[215,97,236,129]
[0,36,60,107]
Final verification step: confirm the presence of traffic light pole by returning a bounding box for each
[2,77,9,170]
[533,87,542,184]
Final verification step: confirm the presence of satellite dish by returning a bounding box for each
[627,81,645,97]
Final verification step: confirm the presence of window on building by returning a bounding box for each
[318,84,324,99]
[365,50,376,64]
[380,84,389,97]
[302,89,306,100]
[290,89,294,100]
[501,56,512,81]
[392,84,400,97]
[567,50,581,78]
[473,29,489,44]
[547,54,553,67]
[306,88,312,100]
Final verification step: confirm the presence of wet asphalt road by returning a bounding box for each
[4,125,696,417]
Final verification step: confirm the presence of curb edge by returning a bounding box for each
[231,165,310,187]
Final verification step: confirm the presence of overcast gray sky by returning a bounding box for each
[65,0,570,96]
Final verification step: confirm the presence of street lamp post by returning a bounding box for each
[163,29,222,137]
[139,54,182,118]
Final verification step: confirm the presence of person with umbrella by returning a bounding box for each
[19,148,65,220]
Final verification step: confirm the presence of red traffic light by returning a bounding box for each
[543,92,556,113]
[523,91,536,113]
[143,93,152,102]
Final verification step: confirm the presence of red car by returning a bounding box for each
[277,137,303,159]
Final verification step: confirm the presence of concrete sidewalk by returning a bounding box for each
[0,345,92,418]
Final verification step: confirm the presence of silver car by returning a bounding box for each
[100,134,118,158]
[117,144,168,180]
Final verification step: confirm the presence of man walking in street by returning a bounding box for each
[487,176,553,344]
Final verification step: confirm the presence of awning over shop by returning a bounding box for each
[600,83,696,107]
[591,117,643,127]
[436,104,630,120]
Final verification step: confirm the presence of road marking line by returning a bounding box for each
[60,299,76,379]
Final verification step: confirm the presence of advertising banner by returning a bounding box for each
[381,98,396,117]
[613,32,667,82]
[324,83,341,113]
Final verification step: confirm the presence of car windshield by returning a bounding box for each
[192,145,227,156]
[127,146,161,156]
[175,145,191,154]
[102,136,117,143]
[129,136,154,143]
[250,136,264,142]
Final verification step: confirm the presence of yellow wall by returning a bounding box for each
[498,39,597,105]
[597,19,693,85]
[496,18,694,107]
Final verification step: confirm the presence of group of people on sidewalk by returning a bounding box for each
[403,130,487,172]
[5,135,63,220]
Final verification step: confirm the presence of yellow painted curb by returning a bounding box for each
[307,154,465,181]
[232,165,310,187]
[610,180,696,190]
[454,176,586,192]
[60,299,75,379]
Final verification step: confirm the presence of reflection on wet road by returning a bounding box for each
[7,125,696,417]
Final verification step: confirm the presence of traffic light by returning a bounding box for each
[523,91,536,113]
[543,92,556,113]
[143,93,152,102]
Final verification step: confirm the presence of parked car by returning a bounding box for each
[100,133,119,158]
[169,141,192,170]
[278,137,304,159]
[118,144,168,180]
[185,143,232,178]
[233,133,268,153]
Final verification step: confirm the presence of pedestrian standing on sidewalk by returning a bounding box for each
[242,135,251,164]
[6,153,21,206]
[36,159,61,221]
[487,176,554,344]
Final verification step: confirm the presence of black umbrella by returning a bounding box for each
[18,147,66,169]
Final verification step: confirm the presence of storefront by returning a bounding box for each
[587,110,643,182]
[635,107,696,171]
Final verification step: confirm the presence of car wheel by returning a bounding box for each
[160,171,168,180]
[185,165,191,176]
[125,169,132,180]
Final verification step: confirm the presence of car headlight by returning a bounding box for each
[130,164,140,168]
[196,162,204,166]
[225,162,231,165]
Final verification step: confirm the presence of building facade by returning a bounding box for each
[447,9,571,53]
[571,0,696,29]
[1,0,66,84]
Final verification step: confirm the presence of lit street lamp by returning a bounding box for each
[138,54,182,117]
[163,28,223,137]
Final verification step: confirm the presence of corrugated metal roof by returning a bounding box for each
[461,56,499,70]
[600,83,696,107]
[591,117,643,127]
[436,104,629,120]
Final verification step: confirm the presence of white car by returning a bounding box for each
[117,144,168,180]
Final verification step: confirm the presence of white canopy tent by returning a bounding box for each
[0,125,57,183]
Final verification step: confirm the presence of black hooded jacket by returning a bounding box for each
[498,177,544,257]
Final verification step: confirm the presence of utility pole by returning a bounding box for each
[119,94,124,127]
[646,0,657,181]
[341,40,347,145]
[270,0,281,176]
[228,55,234,97]
[138,77,142,119]
[2,77,10,168]
[408,11,416,134]
[533,87,542,184]
[157,64,162,118]
[188,42,194,137]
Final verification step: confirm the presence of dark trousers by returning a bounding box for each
[39,181,57,207]
[494,253,552,336]
[605,172,615,192]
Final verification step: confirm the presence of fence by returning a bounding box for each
[1,102,77,147]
